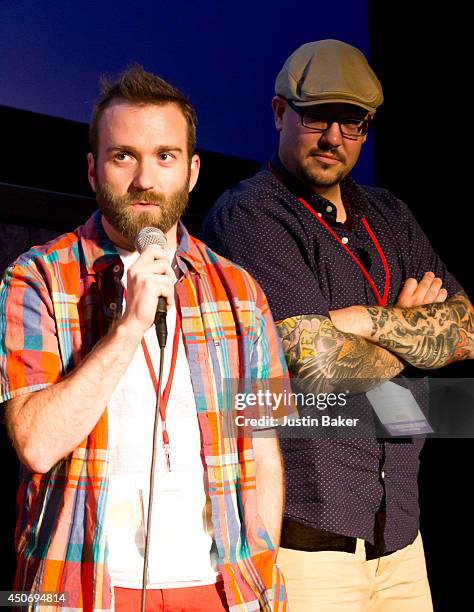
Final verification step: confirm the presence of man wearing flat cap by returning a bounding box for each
[202,40,474,610]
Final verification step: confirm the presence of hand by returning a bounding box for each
[396,272,447,308]
[121,245,175,335]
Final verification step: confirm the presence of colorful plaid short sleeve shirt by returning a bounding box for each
[0,211,289,611]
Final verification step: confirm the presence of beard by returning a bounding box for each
[298,148,348,188]
[95,173,190,245]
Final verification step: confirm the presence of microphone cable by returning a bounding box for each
[133,226,170,611]
[141,343,165,612]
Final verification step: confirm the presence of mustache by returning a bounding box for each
[308,149,345,163]
[117,191,165,206]
[96,183,166,207]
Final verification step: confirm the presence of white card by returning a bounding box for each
[366,380,433,436]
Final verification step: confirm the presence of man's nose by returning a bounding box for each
[318,121,343,148]
[132,160,156,191]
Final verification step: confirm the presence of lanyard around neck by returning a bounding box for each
[122,285,181,470]
[141,307,181,471]
[269,163,390,306]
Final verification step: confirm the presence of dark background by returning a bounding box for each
[370,4,472,610]
[0,0,374,176]
[1,1,471,610]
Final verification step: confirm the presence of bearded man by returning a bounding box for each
[202,40,474,611]
[0,67,288,612]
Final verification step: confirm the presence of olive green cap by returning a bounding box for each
[275,39,383,113]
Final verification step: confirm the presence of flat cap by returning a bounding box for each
[275,39,383,113]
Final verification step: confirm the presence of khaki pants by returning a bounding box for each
[277,532,433,611]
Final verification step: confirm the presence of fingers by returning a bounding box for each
[121,245,176,333]
[135,272,174,304]
[395,277,418,308]
[130,245,174,281]
[396,272,447,308]
[135,246,175,304]
[421,274,443,303]
[433,287,448,303]
[136,243,169,264]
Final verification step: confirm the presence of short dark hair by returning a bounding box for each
[89,65,197,159]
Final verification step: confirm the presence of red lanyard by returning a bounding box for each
[296,196,390,306]
[141,308,181,471]
[123,286,181,470]
[269,164,390,306]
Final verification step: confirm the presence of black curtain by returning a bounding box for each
[369,4,472,610]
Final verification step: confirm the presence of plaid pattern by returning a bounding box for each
[0,211,289,611]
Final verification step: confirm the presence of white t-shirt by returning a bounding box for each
[105,248,218,588]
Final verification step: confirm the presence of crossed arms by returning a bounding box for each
[277,273,474,394]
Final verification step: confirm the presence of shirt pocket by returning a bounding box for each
[51,292,81,372]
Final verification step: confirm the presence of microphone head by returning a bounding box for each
[135,227,167,253]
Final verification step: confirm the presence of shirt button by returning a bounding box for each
[109,302,118,311]
[113,264,121,274]
[317,212,323,217]
[341,236,349,244]
[326,205,333,213]
[381,470,385,479]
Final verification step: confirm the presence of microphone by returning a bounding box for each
[135,227,168,348]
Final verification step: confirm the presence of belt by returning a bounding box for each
[280,517,397,561]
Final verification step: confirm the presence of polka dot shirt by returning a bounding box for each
[201,155,462,552]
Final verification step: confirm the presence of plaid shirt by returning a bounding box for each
[0,211,289,611]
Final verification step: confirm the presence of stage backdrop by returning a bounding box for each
[0,0,374,182]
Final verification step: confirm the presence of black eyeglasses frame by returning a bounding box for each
[285,99,372,140]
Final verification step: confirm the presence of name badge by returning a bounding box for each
[366,381,433,436]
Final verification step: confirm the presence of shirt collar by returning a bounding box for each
[269,153,316,201]
[80,210,121,275]
[268,152,368,216]
[176,221,207,276]
[79,211,205,277]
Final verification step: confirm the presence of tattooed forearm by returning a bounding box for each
[365,291,474,369]
[276,314,404,395]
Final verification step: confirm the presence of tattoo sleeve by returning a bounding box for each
[365,291,474,369]
[276,314,404,395]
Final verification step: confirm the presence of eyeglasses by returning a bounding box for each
[286,100,371,140]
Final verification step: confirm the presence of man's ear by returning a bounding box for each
[188,154,200,193]
[272,96,287,131]
[87,152,96,192]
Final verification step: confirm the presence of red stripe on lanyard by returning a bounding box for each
[123,286,181,469]
[296,196,390,306]
[141,308,181,470]
[269,163,390,306]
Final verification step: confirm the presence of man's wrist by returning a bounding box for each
[329,305,374,338]
[113,318,145,345]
